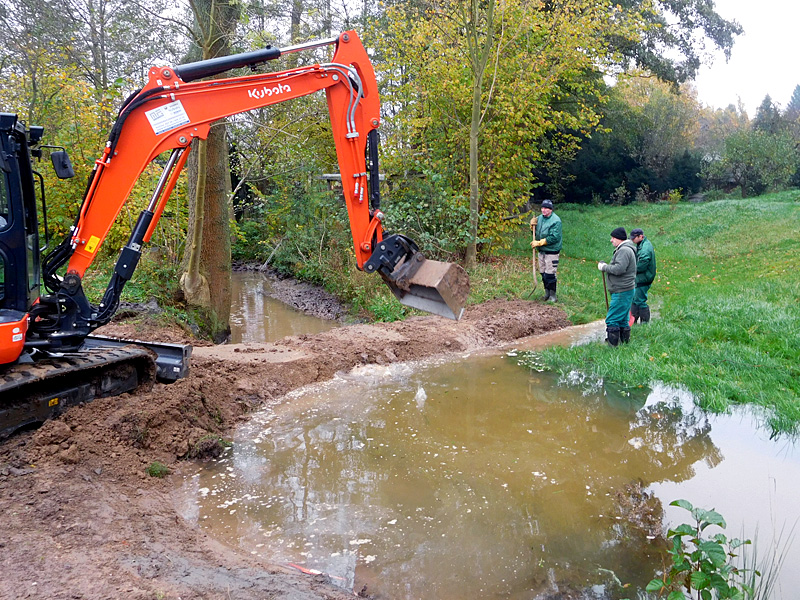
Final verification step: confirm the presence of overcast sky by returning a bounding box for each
[692,0,800,116]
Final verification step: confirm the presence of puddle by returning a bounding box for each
[229,271,339,343]
[179,343,800,599]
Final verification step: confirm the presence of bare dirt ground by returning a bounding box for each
[0,299,569,600]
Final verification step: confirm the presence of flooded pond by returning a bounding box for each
[180,340,800,598]
[229,271,339,343]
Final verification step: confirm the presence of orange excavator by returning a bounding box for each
[0,31,469,436]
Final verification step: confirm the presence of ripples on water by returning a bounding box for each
[181,349,800,599]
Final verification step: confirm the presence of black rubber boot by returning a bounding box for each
[547,283,557,303]
[640,307,651,323]
[630,305,640,324]
[605,327,621,347]
[620,327,631,344]
[541,276,550,301]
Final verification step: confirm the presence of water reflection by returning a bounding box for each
[229,271,338,343]
[181,355,800,599]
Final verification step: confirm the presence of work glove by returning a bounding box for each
[529,216,538,230]
[531,239,547,248]
[598,262,607,271]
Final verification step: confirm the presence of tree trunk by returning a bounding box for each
[182,124,233,342]
[180,0,239,342]
[289,0,303,67]
[463,0,495,269]
[465,82,482,269]
[181,137,211,307]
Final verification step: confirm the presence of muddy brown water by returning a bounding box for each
[190,280,800,598]
[230,271,340,343]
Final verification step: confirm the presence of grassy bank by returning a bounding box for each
[503,192,800,434]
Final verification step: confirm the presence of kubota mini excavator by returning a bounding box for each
[0,31,469,437]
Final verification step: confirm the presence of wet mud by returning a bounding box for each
[0,299,569,600]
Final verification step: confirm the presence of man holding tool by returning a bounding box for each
[598,227,637,346]
[530,200,562,302]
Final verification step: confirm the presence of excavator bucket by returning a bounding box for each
[367,237,469,320]
[387,256,469,320]
[365,234,470,320]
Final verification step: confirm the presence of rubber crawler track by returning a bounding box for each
[0,346,156,438]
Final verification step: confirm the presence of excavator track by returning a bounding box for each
[0,345,157,439]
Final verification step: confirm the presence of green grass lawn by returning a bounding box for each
[472,192,800,434]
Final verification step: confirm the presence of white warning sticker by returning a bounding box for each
[145,101,190,135]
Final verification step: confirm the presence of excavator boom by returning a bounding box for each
[0,30,469,436]
[26,30,467,354]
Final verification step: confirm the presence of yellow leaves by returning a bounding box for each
[373,0,627,248]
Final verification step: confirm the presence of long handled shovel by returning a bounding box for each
[602,271,609,311]
[524,231,539,299]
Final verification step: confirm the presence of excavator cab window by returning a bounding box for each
[0,169,8,232]
[0,171,7,301]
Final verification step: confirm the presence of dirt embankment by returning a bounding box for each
[0,300,569,600]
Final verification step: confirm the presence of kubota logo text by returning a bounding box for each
[248,83,292,99]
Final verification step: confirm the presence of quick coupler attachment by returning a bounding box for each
[364,234,469,320]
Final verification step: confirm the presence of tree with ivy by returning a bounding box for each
[175,0,241,341]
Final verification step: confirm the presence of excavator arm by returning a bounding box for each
[25,31,468,354]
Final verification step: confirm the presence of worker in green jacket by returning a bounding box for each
[598,227,637,346]
[530,199,562,302]
[630,228,656,324]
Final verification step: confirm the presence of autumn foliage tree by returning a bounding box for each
[374,0,641,259]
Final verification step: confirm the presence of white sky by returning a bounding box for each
[692,0,800,117]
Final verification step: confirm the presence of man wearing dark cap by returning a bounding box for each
[598,227,637,346]
[530,199,562,302]
[630,228,656,324]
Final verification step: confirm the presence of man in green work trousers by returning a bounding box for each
[530,199,562,302]
[598,227,637,346]
[630,228,656,324]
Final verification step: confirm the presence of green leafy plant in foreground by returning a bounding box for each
[647,500,754,599]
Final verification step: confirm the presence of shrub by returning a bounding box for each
[646,499,754,599]
[380,172,471,261]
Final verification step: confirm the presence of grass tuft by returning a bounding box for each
[146,461,170,478]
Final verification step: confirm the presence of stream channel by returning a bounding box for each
[180,271,800,599]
